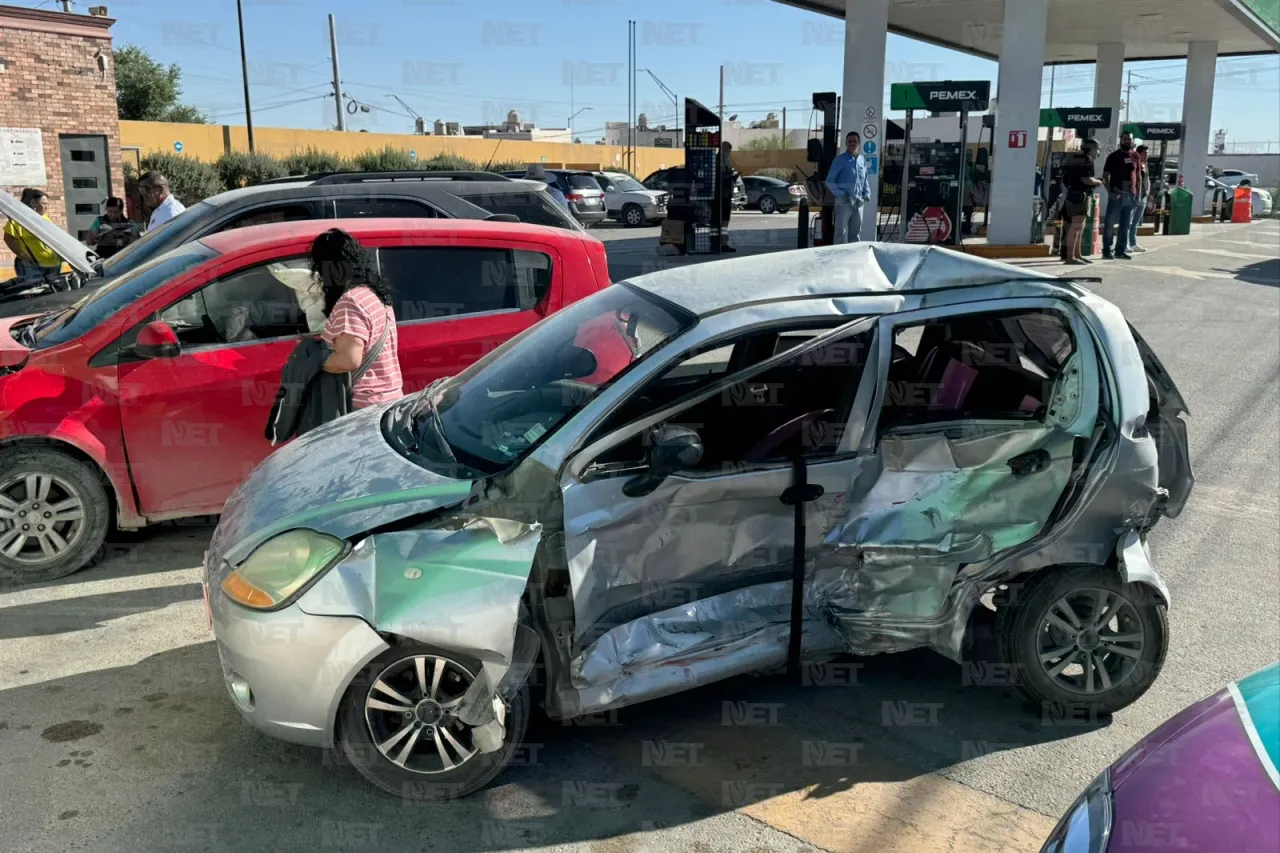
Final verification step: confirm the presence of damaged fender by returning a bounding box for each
[297,515,543,753]
[1117,529,1170,606]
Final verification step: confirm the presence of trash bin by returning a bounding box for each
[1082,195,1102,256]
[1167,187,1194,235]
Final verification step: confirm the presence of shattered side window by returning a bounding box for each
[880,309,1076,430]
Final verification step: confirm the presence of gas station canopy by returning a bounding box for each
[777,0,1280,61]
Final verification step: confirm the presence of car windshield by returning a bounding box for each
[387,285,693,476]
[99,201,215,276]
[607,174,647,192]
[32,241,217,347]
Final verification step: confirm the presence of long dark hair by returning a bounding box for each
[308,228,393,316]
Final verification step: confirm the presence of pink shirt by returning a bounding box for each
[321,286,403,408]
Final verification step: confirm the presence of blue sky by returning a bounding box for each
[70,0,1280,147]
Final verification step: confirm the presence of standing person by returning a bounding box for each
[720,141,739,252]
[138,172,186,231]
[1060,140,1103,265]
[524,165,570,211]
[312,229,403,409]
[3,189,62,283]
[1127,145,1151,253]
[827,131,872,244]
[85,197,140,259]
[1101,131,1139,260]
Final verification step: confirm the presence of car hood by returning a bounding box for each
[209,401,475,568]
[620,189,666,203]
[1108,663,1279,850]
[0,191,98,277]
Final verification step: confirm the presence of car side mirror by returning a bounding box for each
[807,138,823,164]
[134,320,180,359]
[484,213,521,223]
[622,425,703,498]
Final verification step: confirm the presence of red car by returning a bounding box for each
[0,217,611,584]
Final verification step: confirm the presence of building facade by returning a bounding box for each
[0,3,122,270]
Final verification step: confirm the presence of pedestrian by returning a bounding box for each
[313,228,403,410]
[1127,144,1151,253]
[827,131,872,244]
[138,171,186,232]
[524,164,570,211]
[1060,139,1103,265]
[3,188,62,283]
[720,141,739,252]
[85,196,140,259]
[1101,131,1140,260]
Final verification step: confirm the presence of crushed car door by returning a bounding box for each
[827,301,1102,620]
[558,317,880,683]
[1127,322,1193,518]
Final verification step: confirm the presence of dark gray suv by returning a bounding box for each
[1,171,581,315]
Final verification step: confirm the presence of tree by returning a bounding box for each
[743,136,785,151]
[114,45,208,123]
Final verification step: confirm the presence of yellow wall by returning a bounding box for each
[119,121,683,178]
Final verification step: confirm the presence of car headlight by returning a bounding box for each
[220,529,345,610]
[1039,769,1113,853]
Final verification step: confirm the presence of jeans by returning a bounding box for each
[834,197,864,244]
[1128,196,1144,247]
[1103,190,1138,255]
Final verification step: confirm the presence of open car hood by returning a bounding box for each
[0,192,97,277]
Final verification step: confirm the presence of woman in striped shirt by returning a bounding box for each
[310,229,404,408]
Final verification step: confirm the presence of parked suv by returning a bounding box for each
[592,171,668,226]
[0,216,611,584]
[643,167,747,210]
[1,171,581,316]
[501,169,608,227]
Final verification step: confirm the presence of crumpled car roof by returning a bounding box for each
[624,242,1059,317]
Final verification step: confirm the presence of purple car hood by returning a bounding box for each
[1107,663,1280,852]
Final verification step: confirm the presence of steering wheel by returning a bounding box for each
[891,344,913,363]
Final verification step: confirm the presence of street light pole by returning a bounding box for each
[329,14,346,132]
[569,107,592,142]
[640,68,679,144]
[235,0,255,152]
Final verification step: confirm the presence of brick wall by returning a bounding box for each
[0,5,121,272]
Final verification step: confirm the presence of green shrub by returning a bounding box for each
[350,145,418,172]
[487,159,529,175]
[135,152,224,206]
[755,167,797,182]
[417,151,479,171]
[282,146,347,176]
[215,151,286,189]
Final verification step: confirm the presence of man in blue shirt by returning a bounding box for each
[826,131,872,244]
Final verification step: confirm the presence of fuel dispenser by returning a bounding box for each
[660,97,727,254]
[1123,122,1183,232]
[801,91,840,247]
[889,81,991,246]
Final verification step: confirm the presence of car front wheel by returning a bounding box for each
[334,643,530,800]
[996,565,1167,715]
[622,204,646,227]
[0,447,110,584]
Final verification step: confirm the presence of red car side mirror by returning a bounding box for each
[135,320,181,359]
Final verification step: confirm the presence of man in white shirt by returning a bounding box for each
[139,172,186,231]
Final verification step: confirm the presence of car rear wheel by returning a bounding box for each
[622,204,646,227]
[0,448,109,585]
[335,643,529,800]
[996,565,1167,715]
[758,194,777,214]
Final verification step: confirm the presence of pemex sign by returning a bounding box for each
[1039,107,1114,129]
[1123,122,1183,140]
[890,81,991,113]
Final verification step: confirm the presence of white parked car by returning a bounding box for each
[1205,176,1273,218]
[1213,168,1260,188]
[593,171,668,227]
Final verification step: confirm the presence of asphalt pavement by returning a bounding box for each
[1,214,1276,853]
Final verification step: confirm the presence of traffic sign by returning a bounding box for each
[173,140,184,153]
[862,123,878,139]
[864,105,878,120]
[863,140,877,156]
[866,155,879,176]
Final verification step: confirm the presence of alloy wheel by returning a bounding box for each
[624,206,644,226]
[0,473,87,565]
[1036,587,1146,695]
[760,195,776,214]
[364,654,481,774]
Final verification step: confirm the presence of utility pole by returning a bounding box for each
[329,14,346,132]
[719,64,725,128]
[236,0,255,152]
[60,0,71,12]
[1124,70,1133,123]
[782,106,787,148]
